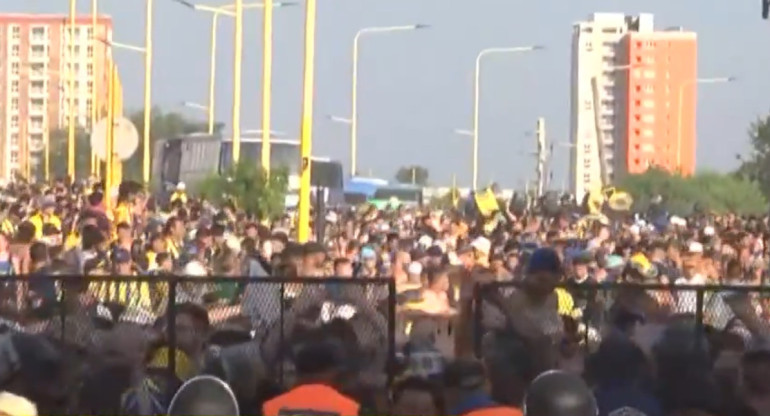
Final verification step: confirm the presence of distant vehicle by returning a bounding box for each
[153,133,344,207]
[343,177,388,205]
[369,184,424,209]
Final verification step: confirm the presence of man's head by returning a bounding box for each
[523,370,596,416]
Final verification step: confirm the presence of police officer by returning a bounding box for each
[262,338,363,416]
[524,370,597,416]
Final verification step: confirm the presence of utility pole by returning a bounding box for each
[535,117,546,198]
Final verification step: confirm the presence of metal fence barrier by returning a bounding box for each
[4,274,770,392]
[0,275,396,389]
[472,281,770,358]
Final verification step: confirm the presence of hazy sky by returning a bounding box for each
[9,0,770,187]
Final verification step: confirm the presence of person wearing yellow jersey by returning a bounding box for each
[169,182,188,205]
[163,216,185,266]
[100,248,152,317]
[28,196,61,240]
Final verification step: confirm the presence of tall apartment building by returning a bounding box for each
[0,14,113,180]
[569,13,697,201]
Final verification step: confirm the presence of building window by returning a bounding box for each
[642,114,655,123]
[643,70,655,79]
[87,27,94,39]
[583,100,592,111]
[11,99,19,111]
[583,173,591,183]
[10,134,19,147]
[642,129,653,138]
[585,42,593,52]
[11,45,19,57]
[11,26,20,40]
[643,85,654,93]
[87,64,94,76]
[602,27,618,34]
[582,27,593,34]
[11,116,19,129]
[10,152,18,165]
[11,81,19,93]
[87,46,94,57]
[642,100,654,109]
[11,62,19,75]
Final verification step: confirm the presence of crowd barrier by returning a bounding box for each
[472,281,770,358]
[1,275,770,387]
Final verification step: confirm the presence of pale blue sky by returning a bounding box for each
[8,0,769,187]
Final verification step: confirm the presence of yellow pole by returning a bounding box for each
[67,0,77,180]
[297,0,317,243]
[142,0,154,185]
[44,128,50,182]
[90,0,99,177]
[105,62,116,212]
[260,0,273,173]
[231,0,243,163]
[207,13,219,135]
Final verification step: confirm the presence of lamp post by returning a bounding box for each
[143,0,154,186]
[471,46,543,189]
[676,76,735,170]
[67,0,77,180]
[296,0,317,242]
[169,0,294,167]
[91,0,99,177]
[349,24,428,176]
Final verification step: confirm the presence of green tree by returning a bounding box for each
[197,160,288,221]
[124,107,224,180]
[395,165,429,186]
[49,128,92,180]
[619,167,767,216]
[736,113,770,198]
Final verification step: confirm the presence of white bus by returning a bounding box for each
[154,133,344,207]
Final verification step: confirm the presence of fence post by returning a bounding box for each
[695,288,705,343]
[473,282,483,358]
[278,281,285,386]
[167,276,178,392]
[386,279,396,390]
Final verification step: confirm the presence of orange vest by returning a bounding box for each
[262,384,360,416]
[463,405,523,416]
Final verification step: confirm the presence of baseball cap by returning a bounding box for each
[526,247,563,275]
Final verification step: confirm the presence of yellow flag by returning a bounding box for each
[474,189,499,217]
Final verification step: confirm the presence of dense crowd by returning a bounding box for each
[0,178,767,416]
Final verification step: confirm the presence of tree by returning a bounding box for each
[49,128,92,180]
[197,160,289,221]
[395,165,429,186]
[736,113,770,198]
[618,167,767,216]
[124,107,224,180]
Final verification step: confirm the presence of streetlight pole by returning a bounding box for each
[143,0,154,186]
[91,0,99,177]
[67,0,77,180]
[297,0,317,242]
[350,24,428,176]
[232,0,243,164]
[261,0,273,173]
[472,46,542,189]
[676,76,735,170]
[207,12,219,134]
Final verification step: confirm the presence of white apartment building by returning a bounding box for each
[569,13,654,202]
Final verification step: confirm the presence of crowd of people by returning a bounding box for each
[0,178,767,416]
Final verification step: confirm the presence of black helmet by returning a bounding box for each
[524,370,596,416]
